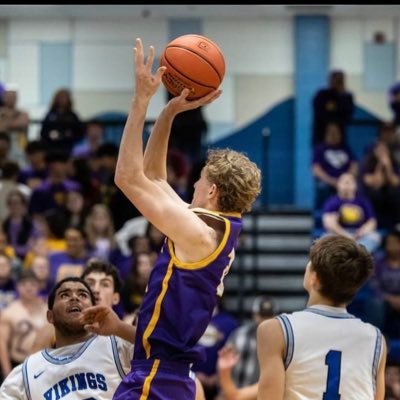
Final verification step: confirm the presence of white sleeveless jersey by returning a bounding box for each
[0,335,133,400]
[277,305,383,400]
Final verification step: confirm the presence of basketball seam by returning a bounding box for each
[165,46,224,82]
[163,52,218,89]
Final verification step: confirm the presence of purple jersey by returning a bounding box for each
[132,208,242,364]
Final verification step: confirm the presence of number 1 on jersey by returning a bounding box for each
[323,350,342,400]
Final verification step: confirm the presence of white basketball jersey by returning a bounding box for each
[21,335,131,400]
[277,305,383,400]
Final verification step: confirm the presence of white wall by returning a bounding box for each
[2,15,399,141]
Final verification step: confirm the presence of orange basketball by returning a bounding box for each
[160,34,225,100]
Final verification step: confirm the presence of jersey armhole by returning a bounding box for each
[372,327,383,395]
[276,315,294,369]
[110,335,127,379]
[22,357,32,400]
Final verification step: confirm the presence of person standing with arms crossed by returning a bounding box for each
[81,38,261,400]
[257,235,387,400]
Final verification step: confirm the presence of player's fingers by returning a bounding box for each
[155,66,167,80]
[134,38,144,65]
[146,45,155,72]
[179,88,191,99]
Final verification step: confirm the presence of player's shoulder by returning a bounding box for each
[0,362,25,398]
[1,299,22,316]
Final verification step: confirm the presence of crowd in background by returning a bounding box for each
[1,73,400,398]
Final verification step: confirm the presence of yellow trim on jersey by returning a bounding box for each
[190,206,242,219]
[167,211,232,270]
[142,260,174,358]
[139,359,160,400]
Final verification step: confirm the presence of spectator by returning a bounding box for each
[321,172,381,254]
[40,88,84,155]
[18,140,48,190]
[25,210,68,264]
[0,84,29,164]
[0,132,12,174]
[48,227,91,283]
[61,188,88,231]
[385,359,400,400]
[312,70,355,146]
[360,121,400,230]
[166,90,209,163]
[84,203,116,261]
[120,250,156,313]
[370,226,400,339]
[0,161,31,222]
[0,85,29,134]
[192,298,239,400]
[2,189,37,261]
[312,121,358,209]
[69,156,101,209]
[72,118,105,160]
[28,150,80,217]
[29,254,53,301]
[0,254,17,312]
[95,142,141,230]
[226,296,277,388]
[167,147,190,201]
[0,269,47,379]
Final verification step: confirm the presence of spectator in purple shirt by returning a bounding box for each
[312,121,358,209]
[322,172,381,253]
[18,140,48,190]
[48,227,91,284]
[370,226,400,338]
[28,150,81,218]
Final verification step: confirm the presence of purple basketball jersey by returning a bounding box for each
[114,208,242,399]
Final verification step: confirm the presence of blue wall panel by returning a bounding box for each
[212,99,295,207]
[40,42,72,106]
[294,16,330,208]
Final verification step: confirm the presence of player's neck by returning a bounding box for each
[55,332,95,348]
[307,293,346,309]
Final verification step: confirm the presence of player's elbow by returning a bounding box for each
[114,166,136,190]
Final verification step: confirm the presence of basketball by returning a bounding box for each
[160,34,225,100]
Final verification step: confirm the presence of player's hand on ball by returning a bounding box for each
[167,87,222,115]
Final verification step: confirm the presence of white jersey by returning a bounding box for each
[0,335,133,400]
[277,305,383,400]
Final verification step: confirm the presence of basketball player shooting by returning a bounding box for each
[81,37,261,400]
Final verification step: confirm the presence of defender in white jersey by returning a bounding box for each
[257,235,387,400]
[0,276,135,399]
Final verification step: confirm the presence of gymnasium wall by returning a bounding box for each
[1,15,397,140]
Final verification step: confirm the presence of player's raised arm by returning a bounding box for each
[114,38,219,258]
[143,87,220,204]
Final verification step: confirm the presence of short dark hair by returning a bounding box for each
[45,150,70,164]
[96,143,119,158]
[309,235,373,305]
[1,161,20,179]
[0,132,10,143]
[16,268,39,284]
[25,140,47,155]
[81,258,121,294]
[48,276,95,310]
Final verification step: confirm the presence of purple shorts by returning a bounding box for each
[113,359,196,400]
